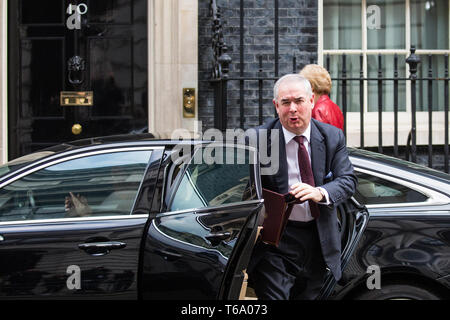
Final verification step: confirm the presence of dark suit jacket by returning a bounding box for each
[251,117,357,281]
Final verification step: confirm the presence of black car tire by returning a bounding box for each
[354,284,442,300]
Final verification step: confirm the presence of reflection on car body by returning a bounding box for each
[327,149,450,300]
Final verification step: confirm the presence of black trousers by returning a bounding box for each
[248,220,327,300]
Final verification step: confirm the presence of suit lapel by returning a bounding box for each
[310,120,326,186]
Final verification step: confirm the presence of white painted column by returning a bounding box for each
[149,0,198,139]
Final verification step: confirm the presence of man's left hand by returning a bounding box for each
[289,183,324,203]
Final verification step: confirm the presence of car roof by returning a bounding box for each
[5,134,449,190]
[0,134,201,181]
[349,147,450,187]
[2,134,260,181]
[42,133,180,152]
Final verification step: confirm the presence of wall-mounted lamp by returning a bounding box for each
[183,88,196,118]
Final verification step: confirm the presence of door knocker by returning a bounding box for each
[68,56,86,86]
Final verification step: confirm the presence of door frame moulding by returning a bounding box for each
[148,0,156,138]
[148,0,199,139]
[2,0,7,163]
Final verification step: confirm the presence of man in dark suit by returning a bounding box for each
[247,74,357,300]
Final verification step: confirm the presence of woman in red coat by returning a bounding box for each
[299,64,344,131]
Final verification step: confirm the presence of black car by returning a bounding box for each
[0,134,448,300]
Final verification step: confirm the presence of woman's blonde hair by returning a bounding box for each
[299,64,332,96]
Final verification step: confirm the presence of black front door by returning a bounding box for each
[8,0,148,159]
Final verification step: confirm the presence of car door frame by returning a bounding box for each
[169,142,265,300]
[140,142,265,299]
[318,196,370,300]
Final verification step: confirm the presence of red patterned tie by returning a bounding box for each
[293,136,320,219]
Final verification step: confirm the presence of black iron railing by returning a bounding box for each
[208,0,449,173]
[324,49,449,172]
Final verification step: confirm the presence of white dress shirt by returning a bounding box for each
[282,125,330,222]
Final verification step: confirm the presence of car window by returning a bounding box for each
[169,146,256,211]
[354,171,428,205]
[0,150,152,222]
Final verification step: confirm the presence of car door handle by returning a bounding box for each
[205,231,231,246]
[78,241,126,256]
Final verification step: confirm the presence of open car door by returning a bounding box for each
[318,197,370,299]
[141,143,264,299]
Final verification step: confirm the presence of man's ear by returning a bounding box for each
[273,99,279,114]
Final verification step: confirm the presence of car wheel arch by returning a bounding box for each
[342,270,449,300]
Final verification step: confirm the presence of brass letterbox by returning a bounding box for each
[60,91,93,106]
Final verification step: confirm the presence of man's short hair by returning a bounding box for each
[299,64,332,96]
[273,74,313,100]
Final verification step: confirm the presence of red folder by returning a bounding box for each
[261,188,302,246]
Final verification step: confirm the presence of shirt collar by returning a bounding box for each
[282,122,311,145]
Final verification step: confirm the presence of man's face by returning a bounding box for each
[273,80,314,135]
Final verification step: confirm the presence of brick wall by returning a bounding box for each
[198,0,319,131]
